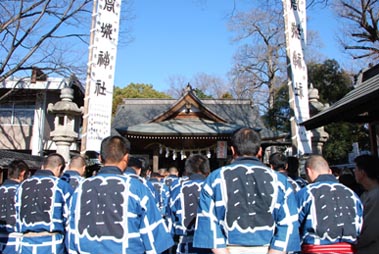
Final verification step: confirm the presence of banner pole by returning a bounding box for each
[80,0,98,155]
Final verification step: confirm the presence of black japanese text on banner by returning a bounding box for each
[282,0,312,155]
[86,0,121,151]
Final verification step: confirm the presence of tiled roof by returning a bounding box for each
[123,118,242,136]
[112,98,285,140]
[301,64,379,130]
[0,150,43,169]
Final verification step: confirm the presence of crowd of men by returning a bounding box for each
[0,127,378,254]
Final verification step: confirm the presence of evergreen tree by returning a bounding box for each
[265,59,369,164]
[112,83,171,115]
[263,85,291,133]
[308,60,369,164]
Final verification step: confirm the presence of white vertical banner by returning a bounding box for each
[86,0,121,151]
[216,141,227,159]
[283,0,312,155]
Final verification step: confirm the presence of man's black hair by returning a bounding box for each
[100,135,131,164]
[128,157,142,169]
[231,127,261,156]
[184,154,210,176]
[269,152,287,171]
[8,159,29,179]
[354,154,379,181]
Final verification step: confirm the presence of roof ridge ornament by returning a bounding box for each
[181,83,193,96]
[185,83,192,92]
[185,102,192,114]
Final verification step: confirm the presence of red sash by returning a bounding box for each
[302,242,355,254]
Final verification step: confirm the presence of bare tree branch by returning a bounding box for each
[336,0,379,60]
[0,0,93,83]
[227,6,286,112]
[306,0,330,9]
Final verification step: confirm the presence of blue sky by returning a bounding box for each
[114,1,344,92]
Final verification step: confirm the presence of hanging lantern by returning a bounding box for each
[159,144,163,154]
[173,150,177,160]
[206,149,211,158]
[181,150,187,160]
[165,147,170,158]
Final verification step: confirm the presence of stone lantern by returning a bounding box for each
[48,86,84,163]
[308,84,329,155]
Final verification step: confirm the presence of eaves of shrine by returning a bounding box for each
[112,85,287,152]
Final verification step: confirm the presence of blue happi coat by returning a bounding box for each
[0,179,22,254]
[61,170,84,190]
[164,175,180,190]
[124,167,158,206]
[169,173,211,254]
[170,174,204,236]
[68,166,174,254]
[165,175,187,232]
[193,157,301,252]
[15,170,73,254]
[296,174,363,245]
[149,177,170,216]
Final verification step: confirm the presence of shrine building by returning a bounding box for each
[112,84,289,172]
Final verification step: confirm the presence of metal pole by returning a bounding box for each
[80,0,98,155]
[288,77,298,155]
[282,0,298,156]
[39,90,47,156]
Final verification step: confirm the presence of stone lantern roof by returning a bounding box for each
[48,87,83,115]
[47,86,84,162]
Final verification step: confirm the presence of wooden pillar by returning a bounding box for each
[153,150,159,172]
[0,168,3,185]
[369,123,378,157]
